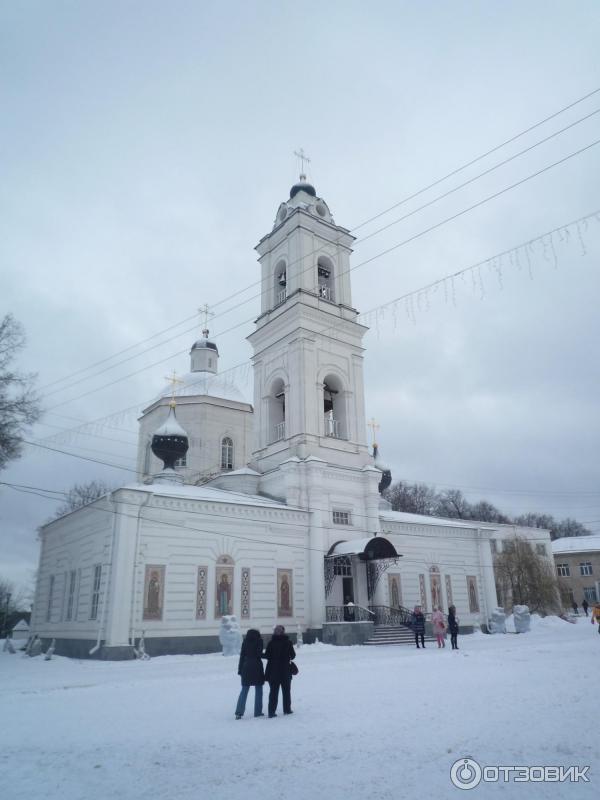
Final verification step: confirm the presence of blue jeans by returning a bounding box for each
[235,684,263,717]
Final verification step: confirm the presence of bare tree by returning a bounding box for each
[0,576,28,636]
[434,489,472,519]
[51,480,114,520]
[494,536,560,613]
[385,481,438,515]
[0,315,40,472]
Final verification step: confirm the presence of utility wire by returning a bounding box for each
[38,87,600,394]
[44,138,600,412]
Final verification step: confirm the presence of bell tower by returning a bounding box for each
[248,174,372,474]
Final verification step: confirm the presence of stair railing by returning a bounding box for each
[325,604,375,623]
[368,604,415,629]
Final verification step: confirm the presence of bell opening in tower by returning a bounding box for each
[317,255,334,302]
[323,376,346,440]
[269,378,286,443]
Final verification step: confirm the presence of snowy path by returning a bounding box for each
[0,617,597,800]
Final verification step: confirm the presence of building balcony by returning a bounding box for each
[318,284,334,302]
[274,421,286,441]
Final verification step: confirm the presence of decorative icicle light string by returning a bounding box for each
[39,209,600,448]
[356,209,600,331]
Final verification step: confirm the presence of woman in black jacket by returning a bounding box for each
[448,605,459,650]
[235,629,265,719]
[263,625,296,717]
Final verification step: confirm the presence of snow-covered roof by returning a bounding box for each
[154,371,250,405]
[123,481,304,512]
[380,510,484,530]
[552,535,600,555]
[12,619,29,631]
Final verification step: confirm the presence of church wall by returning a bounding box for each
[137,397,253,483]
[131,496,310,652]
[31,499,115,646]
[382,520,491,630]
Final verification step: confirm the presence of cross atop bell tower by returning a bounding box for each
[247,176,371,473]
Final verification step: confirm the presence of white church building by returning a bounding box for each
[31,175,552,658]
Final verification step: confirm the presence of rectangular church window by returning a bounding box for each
[333,510,351,526]
[579,562,593,576]
[557,563,570,577]
[46,575,55,622]
[66,570,76,621]
[90,565,102,620]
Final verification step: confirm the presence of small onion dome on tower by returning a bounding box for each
[373,443,392,495]
[151,402,189,482]
[290,173,316,199]
[190,328,219,374]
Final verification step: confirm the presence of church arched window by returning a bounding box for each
[317,255,334,302]
[269,378,286,442]
[274,258,287,307]
[221,437,234,470]
[323,374,346,440]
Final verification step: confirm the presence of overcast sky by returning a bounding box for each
[2,1,600,595]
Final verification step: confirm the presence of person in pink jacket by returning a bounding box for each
[431,607,446,648]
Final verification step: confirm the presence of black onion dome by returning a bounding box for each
[290,180,316,199]
[151,405,189,471]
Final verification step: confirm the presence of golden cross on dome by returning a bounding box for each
[165,370,185,407]
[198,304,214,338]
[368,417,380,446]
[294,147,311,180]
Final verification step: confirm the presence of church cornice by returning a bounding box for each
[145,494,308,524]
[256,208,354,255]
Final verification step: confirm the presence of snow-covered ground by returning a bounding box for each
[0,617,598,800]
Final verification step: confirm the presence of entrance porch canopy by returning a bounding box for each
[328,536,400,561]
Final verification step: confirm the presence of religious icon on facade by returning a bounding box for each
[277,569,293,617]
[467,575,480,613]
[430,566,443,610]
[143,565,165,620]
[388,574,401,608]
[215,564,234,618]
[419,573,428,611]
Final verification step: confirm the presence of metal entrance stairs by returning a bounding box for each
[364,625,434,646]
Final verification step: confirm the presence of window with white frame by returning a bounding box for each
[90,564,102,620]
[221,437,234,470]
[556,563,570,577]
[579,562,593,576]
[535,543,546,556]
[46,575,55,622]
[583,587,598,603]
[332,510,352,526]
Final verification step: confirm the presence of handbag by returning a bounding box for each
[290,661,299,675]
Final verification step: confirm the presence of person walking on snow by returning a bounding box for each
[431,607,446,648]
[235,628,265,719]
[582,598,589,616]
[263,625,296,717]
[411,606,426,649]
[448,605,459,650]
[572,600,579,615]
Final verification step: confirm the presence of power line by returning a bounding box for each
[42,139,600,413]
[38,87,600,395]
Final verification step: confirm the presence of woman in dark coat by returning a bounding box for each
[448,605,459,650]
[263,624,296,717]
[235,628,265,719]
[411,606,426,649]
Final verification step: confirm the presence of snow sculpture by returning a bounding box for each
[44,638,56,660]
[513,605,531,633]
[134,633,150,660]
[219,615,241,656]
[296,624,303,647]
[29,636,42,657]
[489,607,507,634]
